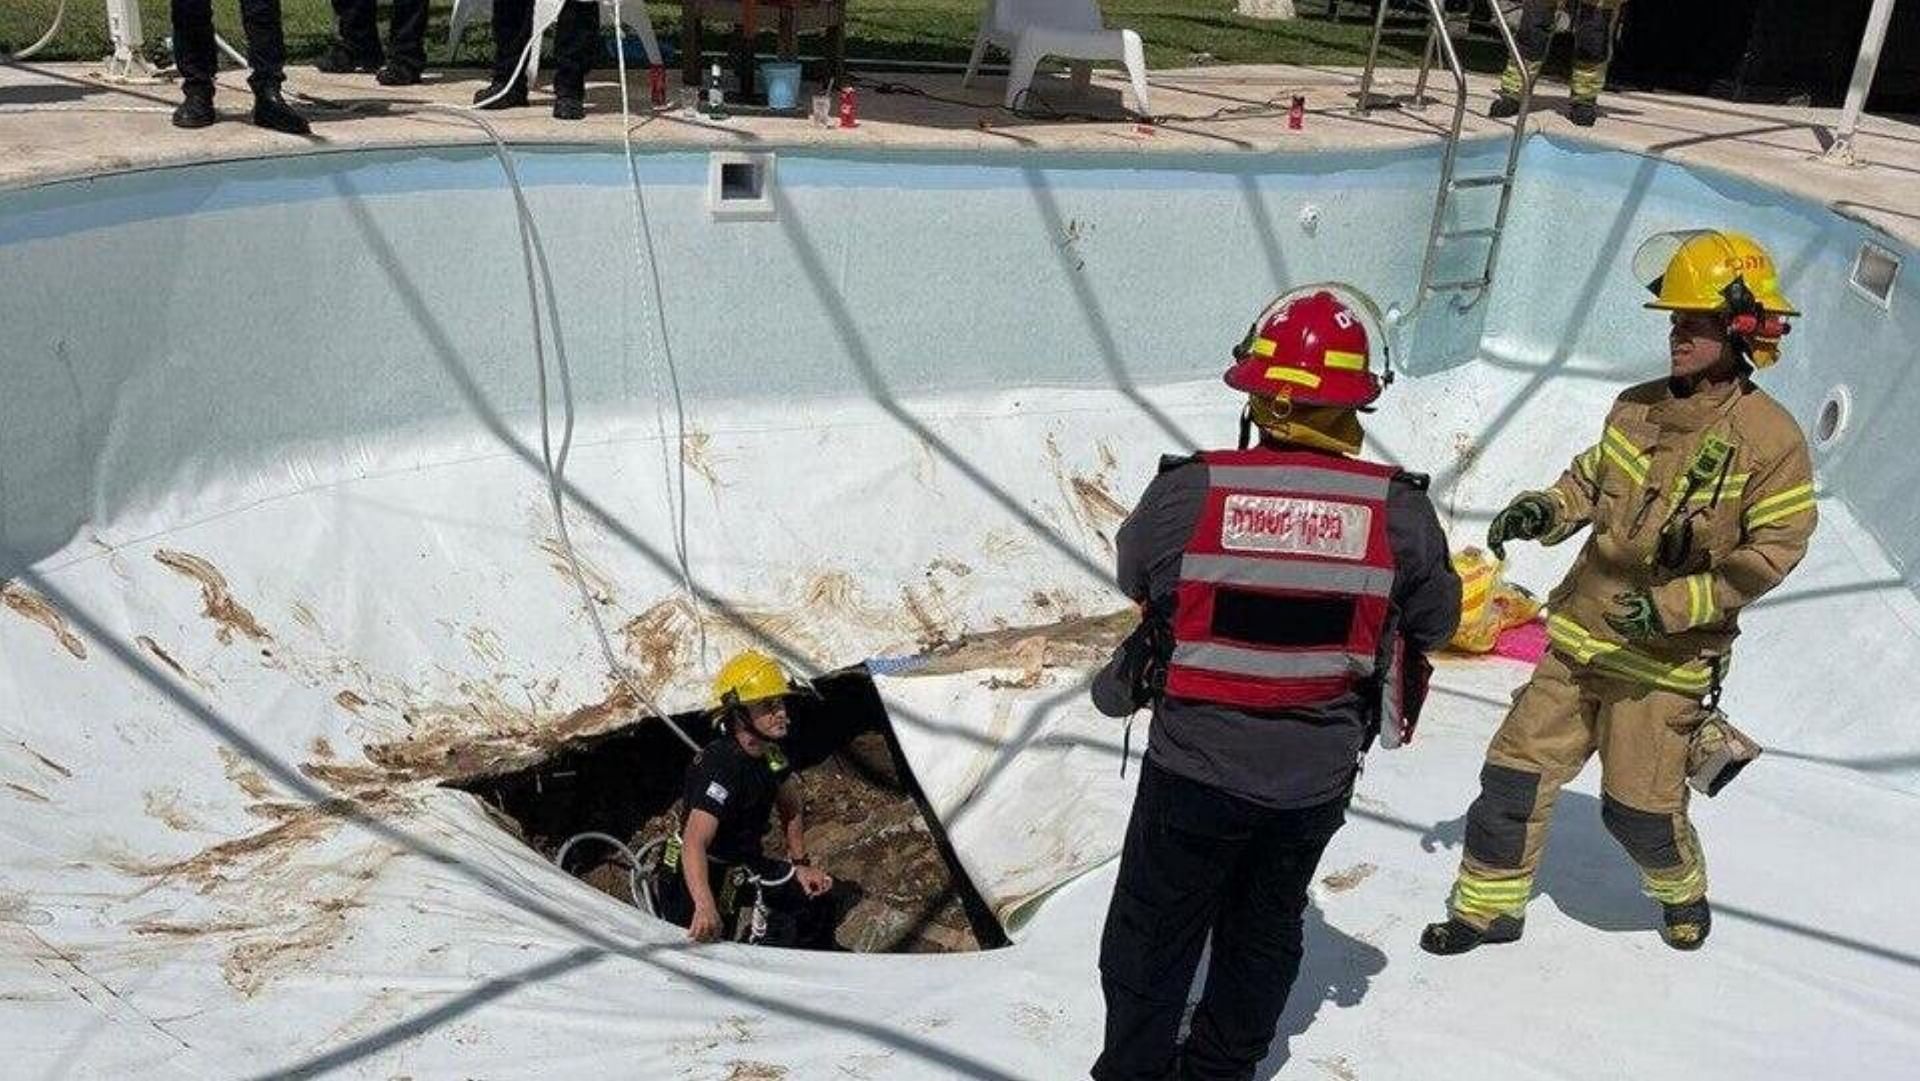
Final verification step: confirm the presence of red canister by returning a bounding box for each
[838,85,859,128]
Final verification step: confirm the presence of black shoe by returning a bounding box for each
[251,89,312,135]
[553,96,586,120]
[1419,915,1524,956]
[1569,101,1598,127]
[172,92,216,129]
[473,79,529,109]
[1662,898,1711,951]
[314,40,382,75]
[375,62,422,87]
[1487,94,1520,120]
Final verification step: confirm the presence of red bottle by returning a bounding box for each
[1288,95,1305,130]
[649,65,668,108]
[838,85,858,128]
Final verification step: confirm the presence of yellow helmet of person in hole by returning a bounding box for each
[710,648,793,710]
[1632,229,1800,368]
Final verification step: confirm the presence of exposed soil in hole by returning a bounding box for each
[455,670,1007,954]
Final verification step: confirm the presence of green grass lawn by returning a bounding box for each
[2,0,1503,72]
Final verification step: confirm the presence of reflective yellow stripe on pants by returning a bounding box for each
[1452,867,1532,922]
[1545,614,1716,695]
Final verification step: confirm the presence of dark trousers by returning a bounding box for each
[655,858,838,949]
[329,0,430,70]
[1093,760,1347,1081]
[171,0,288,95]
[491,0,601,99]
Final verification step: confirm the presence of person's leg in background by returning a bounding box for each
[550,0,603,119]
[1566,0,1622,125]
[379,0,432,85]
[1489,0,1559,118]
[316,0,384,74]
[169,0,220,126]
[477,0,537,108]
[238,0,310,132]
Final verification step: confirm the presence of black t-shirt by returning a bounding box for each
[681,736,791,865]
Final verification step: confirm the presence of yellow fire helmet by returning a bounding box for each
[711,648,793,710]
[1632,230,1800,367]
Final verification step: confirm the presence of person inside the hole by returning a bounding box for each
[654,649,839,947]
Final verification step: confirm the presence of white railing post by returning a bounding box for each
[101,0,158,80]
[1825,0,1899,166]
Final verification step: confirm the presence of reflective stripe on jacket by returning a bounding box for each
[1530,376,1817,693]
[1163,447,1399,711]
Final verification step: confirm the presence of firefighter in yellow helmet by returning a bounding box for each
[654,650,839,946]
[1422,231,1817,955]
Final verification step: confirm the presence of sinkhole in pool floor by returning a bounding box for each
[454,667,1010,953]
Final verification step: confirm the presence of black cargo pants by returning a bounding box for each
[490,0,602,100]
[1094,759,1348,1081]
[171,0,289,95]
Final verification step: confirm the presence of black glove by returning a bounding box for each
[1487,493,1556,560]
[1604,590,1663,641]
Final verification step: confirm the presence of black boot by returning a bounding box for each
[376,61,423,87]
[1662,898,1711,951]
[553,96,586,120]
[1487,94,1520,120]
[473,78,529,110]
[251,89,312,135]
[1568,100,1598,127]
[1419,914,1523,956]
[314,40,382,74]
[172,91,217,129]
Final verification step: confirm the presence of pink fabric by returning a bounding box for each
[1492,620,1549,663]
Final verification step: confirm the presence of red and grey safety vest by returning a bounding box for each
[1164,447,1402,717]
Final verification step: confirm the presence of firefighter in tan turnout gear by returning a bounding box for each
[1422,230,1818,955]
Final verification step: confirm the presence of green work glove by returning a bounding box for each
[1604,590,1664,641]
[1487,493,1556,560]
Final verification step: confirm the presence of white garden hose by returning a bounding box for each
[554,830,667,914]
[467,0,705,661]
[413,102,702,754]
[3,0,65,62]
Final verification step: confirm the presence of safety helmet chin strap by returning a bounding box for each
[719,692,786,745]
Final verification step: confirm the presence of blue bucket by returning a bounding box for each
[760,61,803,110]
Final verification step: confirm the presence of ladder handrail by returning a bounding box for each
[1354,1,1538,308]
[1478,0,1534,292]
[1414,0,1473,305]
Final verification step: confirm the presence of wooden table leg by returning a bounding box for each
[682,0,701,86]
[829,2,847,86]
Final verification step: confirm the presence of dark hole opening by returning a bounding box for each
[452,667,1009,954]
[719,160,764,202]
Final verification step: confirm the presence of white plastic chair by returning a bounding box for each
[963,0,1150,113]
[449,0,663,80]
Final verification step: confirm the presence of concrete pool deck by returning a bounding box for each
[2,58,1917,247]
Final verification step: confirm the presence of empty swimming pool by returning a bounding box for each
[2,135,1918,1078]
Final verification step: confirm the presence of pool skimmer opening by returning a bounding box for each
[709,151,778,221]
[1849,240,1900,310]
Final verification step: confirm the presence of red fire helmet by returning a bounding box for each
[1225,285,1390,409]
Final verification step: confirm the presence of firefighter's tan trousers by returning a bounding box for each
[1449,651,1709,928]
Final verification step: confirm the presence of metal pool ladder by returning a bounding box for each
[1354,1,1535,308]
